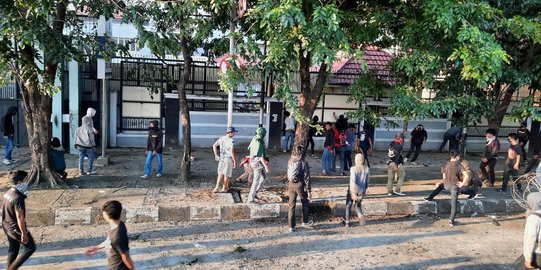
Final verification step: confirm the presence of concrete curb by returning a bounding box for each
[40,198,524,226]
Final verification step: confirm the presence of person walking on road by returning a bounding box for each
[3,106,18,165]
[405,124,428,165]
[321,122,334,176]
[345,153,369,227]
[282,111,296,153]
[213,127,238,192]
[141,120,163,179]
[74,115,96,176]
[85,200,135,270]
[387,133,406,196]
[2,170,36,270]
[438,125,462,153]
[424,150,464,226]
[498,133,523,193]
[480,129,500,187]
[287,146,313,232]
[247,156,270,203]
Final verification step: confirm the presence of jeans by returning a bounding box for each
[283,130,295,151]
[322,148,333,174]
[288,185,309,229]
[501,167,521,192]
[78,147,95,173]
[344,148,353,171]
[480,158,497,185]
[334,146,345,173]
[439,135,459,153]
[4,134,13,160]
[387,163,405,193]
[405,143,422,162]
[426,183,458,221]
[3,227,36,269]
[248,169,265,202]
[144,151,163,176]
[345,190,363,223]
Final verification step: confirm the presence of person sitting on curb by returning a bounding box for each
[424,150,465,226]
[287,146,313,232]
[212,127,238,192]
[235,156,253,184]
[387,133,406,196]
[247,156,270,203]
[344,153,369,228]
[50,137,67,180]
[457,160,481,200]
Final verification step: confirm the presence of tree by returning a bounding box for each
[126,0,226,182]
[0,0,119,187]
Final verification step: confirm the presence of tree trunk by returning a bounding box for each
[488,82,515,135]
[176,37,192,183]
[293,49,328,157]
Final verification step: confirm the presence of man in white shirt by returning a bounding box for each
[213,127,238,192]
[282,111,296,153]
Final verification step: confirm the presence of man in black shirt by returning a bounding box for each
[517,122,530,162]
[86,200,135,270]
[2,170,36,269]
[499,133,523,193]
[405,124,428,164]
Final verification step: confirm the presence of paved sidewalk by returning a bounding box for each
[0,147,527,226]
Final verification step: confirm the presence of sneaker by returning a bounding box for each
[467,194,479,200]
[340,172,346,176]
[411,162,418,165]
[87,171,97,175]
[9,159,18,163]
[282,149,287,153]
[423,197,432,202]
[393,191,406,196]
[311,154,318,159]
[3,159,11,165]
[321,172,328,176]
[448,220,455,227]
[289,227,296,232]
[345,222,351,228]
[387,193,393,196]
[302,220,314,227]
[497,188,506,193]
[403,157,408,162]
[140,175,149,179]
[156,173,162,177]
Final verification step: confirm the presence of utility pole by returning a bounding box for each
[227,0,236,128]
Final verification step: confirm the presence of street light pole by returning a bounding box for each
[227,0,236,128]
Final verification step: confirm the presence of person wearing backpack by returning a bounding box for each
[287,146,313,232]
[387,133,406,196]
[344,153,369,227]
[457,160,480,200]
[3,106,18,165]
[522,192,541,269]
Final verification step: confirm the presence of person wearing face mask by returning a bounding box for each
[387,132,406,196]
[141,120,163,179]
[404,124,428,165]
[2,170,36,269]
[480,129,500,187]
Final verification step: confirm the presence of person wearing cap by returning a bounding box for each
[2,170,36,269]
[213,127,238,192]
[404,124,428,165]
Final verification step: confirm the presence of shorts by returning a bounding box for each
[217,158,234,178]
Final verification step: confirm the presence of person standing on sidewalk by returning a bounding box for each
[480,129,500,187]
[322,122,334,175]
[213,127,238,192]
[355,126,373,167]
[306,115,319,158]
[74,115,96,176]
[333,126,347,176]
[3,106,18,165]
[247,156,270,203]
[438,125,462,153]
[424,150,464,226]
[343,124,356,172]
[405,124,427,165]
[287,146,313,232]
[141,120,163,179]
[518,122,531,162]
[387,133,406,196]
[282,111,296,153]
[2,170,36,270]
[85,200,135,270]
[345,153,369,228]
[498,133,523,193]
